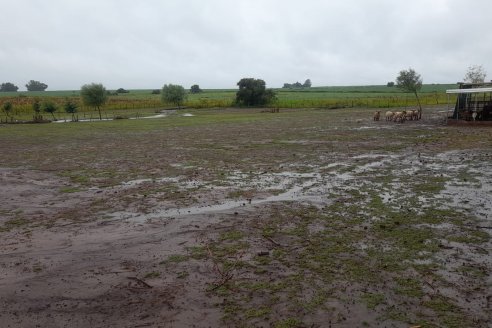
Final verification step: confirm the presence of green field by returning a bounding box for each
[0,84,458,121]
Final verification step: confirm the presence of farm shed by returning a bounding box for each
[446,82,492,122]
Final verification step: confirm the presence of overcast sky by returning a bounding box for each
[1,0,491,90]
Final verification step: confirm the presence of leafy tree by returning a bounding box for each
[303,79,312,88]
[151,89,161,94]
[2,101,13,119]
[463,65,487,84]
[116,88,129,94]
[64,99,78,121]
[293,81,303,88]
[396,68,423,118]
[190,84,202,94]
[0,82,19,92]
[42,101,58,120]
[80,83,108,120]
[161,84,187,108]
[387,81,395,87]
[282,83,292,89]
[26,80,48,91]
[235,78,276,106]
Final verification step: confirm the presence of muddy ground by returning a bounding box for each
[0,107,491,328]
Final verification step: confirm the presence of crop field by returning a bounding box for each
[0,106,490,327]
[0,84,458,121]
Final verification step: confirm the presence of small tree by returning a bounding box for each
[0,82,19,92]
[303,79,312,88]
[32,98,42,121]
[26,80,48,91]
[2,101,13,119]
[235,78,276,106]
[161,84,187,108]
[463,65,487,84]
[80,83,108,120]
[387,81,395,87]
[190,84,202,94]
[42,101,58,120]
[64,99,78,121]
[396,68,423,118]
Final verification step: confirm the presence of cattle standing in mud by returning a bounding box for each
[373,111,381,121]
[385,111,394,121]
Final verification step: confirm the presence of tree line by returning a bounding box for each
[0,80,48,92]
[2,65,487,123]
[282,79,312,89]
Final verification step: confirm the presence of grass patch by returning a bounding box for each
[161,254,189,264]
[361,293,385,309]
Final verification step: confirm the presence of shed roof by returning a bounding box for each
[446,87,492,94]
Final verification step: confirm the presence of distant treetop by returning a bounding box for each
[0,82,19,92]
[190,84,202,94]
[26,80,48,91]
[282,79,312,89]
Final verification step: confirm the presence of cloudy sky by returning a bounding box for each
[1,0,491,90]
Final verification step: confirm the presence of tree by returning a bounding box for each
[0,82,19,92]
[116,88,129,94]
[303,79,312,88]
[2,101,13,119]
[396,68,423,118]
[463,65,487,84]
[42,101,58,120]
[190,84,202,94]
[235,78,276,106]
[32,98,43,121]
[80,83,108,120]
[161,84,187,108]
[26,80,48,91]
[387,81,395,87]
[64,99,78,121]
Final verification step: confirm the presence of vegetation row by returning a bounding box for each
[0,68,472,123]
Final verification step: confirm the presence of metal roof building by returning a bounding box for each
[446,82,492,122]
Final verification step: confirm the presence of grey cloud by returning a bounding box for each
[1,0,490,90]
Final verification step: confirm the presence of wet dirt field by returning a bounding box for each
[0,107,491,327]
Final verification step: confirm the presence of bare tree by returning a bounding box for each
[463,65,487,84]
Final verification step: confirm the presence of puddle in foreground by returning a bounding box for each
[111,176,326,222]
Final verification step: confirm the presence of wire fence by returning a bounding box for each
[0,93,456,121]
